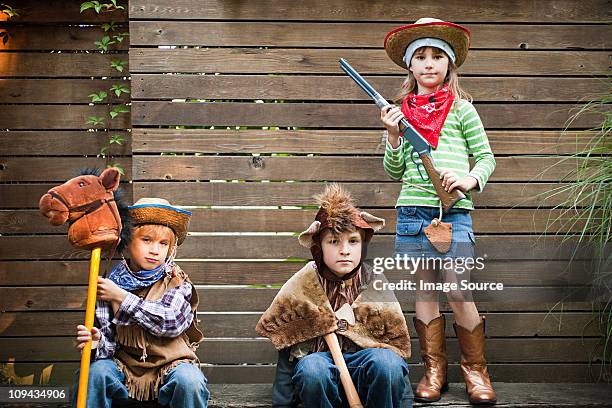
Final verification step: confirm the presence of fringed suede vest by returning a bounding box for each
[113,267,203,401]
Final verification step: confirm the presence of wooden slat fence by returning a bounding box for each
[0,0,610,387]
[0,0,131,386]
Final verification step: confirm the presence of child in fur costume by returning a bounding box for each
[256,184,414,408]
[72,198,209,408]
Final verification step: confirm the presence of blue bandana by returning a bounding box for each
[108,259,171,292]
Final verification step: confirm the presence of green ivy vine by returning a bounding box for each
[80,0,129,175]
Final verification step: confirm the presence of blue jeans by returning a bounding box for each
[71,359,209,408]
[395,205,476,260]
[292,348,411,408]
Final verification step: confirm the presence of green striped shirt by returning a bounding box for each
[383,99,496,210]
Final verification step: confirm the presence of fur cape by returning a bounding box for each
[255,261,411,359]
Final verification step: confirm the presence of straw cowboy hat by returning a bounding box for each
[384,17,471,69]
[129,198,192,245]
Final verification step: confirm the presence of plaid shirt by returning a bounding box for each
[93,281,194,360]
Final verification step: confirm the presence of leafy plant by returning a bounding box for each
[109,104,129,118]
[539,83,611,380]
[81,0,129,173]
[0,3,19,45]
[80,0,124,13]
[88,91,108,103]
[111,59,128,72]
[86,116,105,126]
[94,35,115,52]
[110,84,129,97]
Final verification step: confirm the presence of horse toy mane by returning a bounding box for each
[39,167,127,250]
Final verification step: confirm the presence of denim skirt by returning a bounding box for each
[394,205,476,260]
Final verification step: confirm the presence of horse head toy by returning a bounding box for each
[38,167,125,408]
[39,167,123,250]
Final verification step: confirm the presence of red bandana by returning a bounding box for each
[401,85,455,149]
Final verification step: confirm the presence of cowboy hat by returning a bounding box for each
[384,17,471,69]
[129,198,191,245]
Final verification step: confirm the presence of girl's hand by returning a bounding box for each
[97,277,128,305]
[75,325,101,351]
[439,170,479,193]
[381,105,404,147]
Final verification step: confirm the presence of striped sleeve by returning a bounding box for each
[383,134,405,181]
[460,102,496,193]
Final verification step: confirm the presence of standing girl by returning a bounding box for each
[380,18,497,405]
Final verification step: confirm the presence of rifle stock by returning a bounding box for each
[418,153,465,211]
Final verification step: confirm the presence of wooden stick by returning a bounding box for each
[76,247,101,408]
[324,333,364,408]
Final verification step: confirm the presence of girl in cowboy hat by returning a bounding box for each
[256,184,414,408]
[381,18,497,405]
[72,198,209,408]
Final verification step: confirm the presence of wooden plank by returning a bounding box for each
[204,311,601,338]
[0,361,608,388]
[185,208,588,234]
[0,235,600,262]
[0,105,130,130]
[0,158,132,182]
[132,129,602,155]
[0,53,128,77]
[129,49,610,76]
[133,182,582,208]
[129,260,602,287]
[0,131,130,155]
[7,0,127,23]
[0,208,589,234]
[0,183,131,209]
[0,285,597,312]
[1,311,597,337]
[0,181,585,209]
[0,337,600,364]
[0,362,603,385]
[129,0,611,23]
[131,102,603,129]
[0,26,129,51]
[211,383,612,406]
[0,260,594,286]
[132,75,609,102]
[131,21,612,49]
[197,288,597,313]
[0,79,130,104]
[2,208,590,234]
[133,156,582,182]
[125,363,612,384]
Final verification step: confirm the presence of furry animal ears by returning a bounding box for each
[297,184,385,248]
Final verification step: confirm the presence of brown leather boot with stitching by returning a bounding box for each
[453,317,497,405]
[413,314,448,402]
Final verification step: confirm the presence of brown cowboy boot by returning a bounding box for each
[453,317,497,405]
[413,314,448,402]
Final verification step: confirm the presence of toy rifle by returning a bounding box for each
[339,58,465,211]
